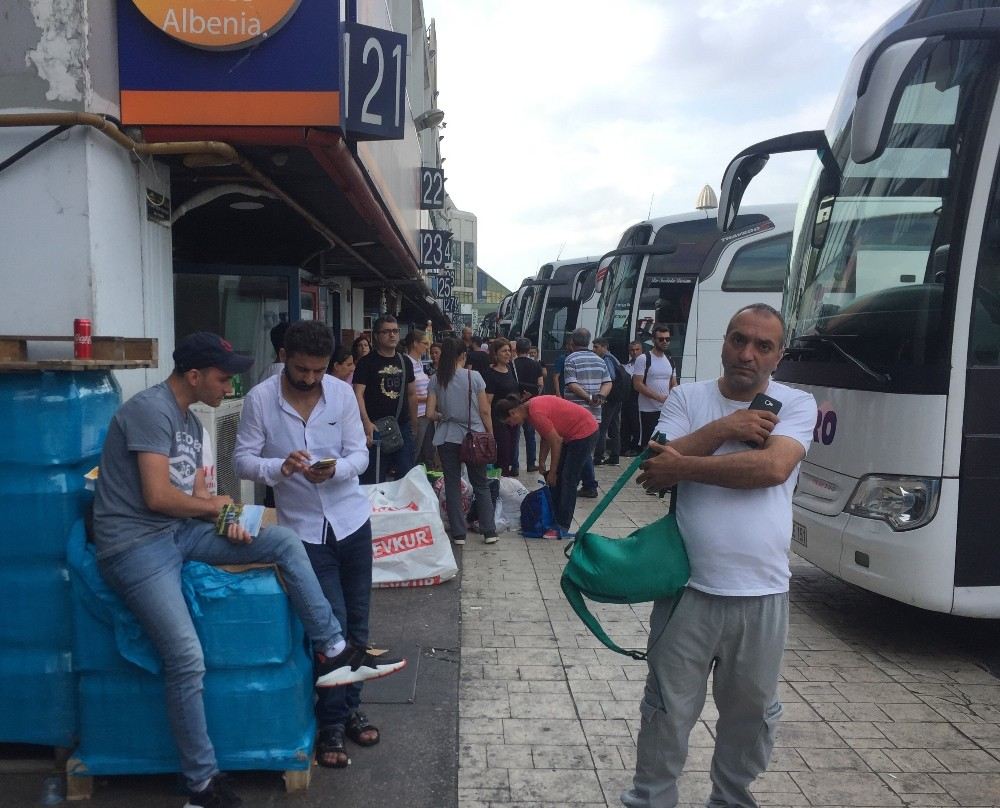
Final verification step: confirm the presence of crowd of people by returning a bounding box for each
[91,304,814,808]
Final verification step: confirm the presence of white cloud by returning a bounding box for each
[424,0,909,291]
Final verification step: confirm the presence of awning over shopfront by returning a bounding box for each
[142,124,447,328]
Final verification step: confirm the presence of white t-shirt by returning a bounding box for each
[656,379,816,596]
[632,352,675,413]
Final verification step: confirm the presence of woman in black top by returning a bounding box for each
[483,338,520,476]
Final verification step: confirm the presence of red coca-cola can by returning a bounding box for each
[74,318,92,359]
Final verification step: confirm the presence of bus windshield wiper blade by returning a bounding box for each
[792,334,891,384]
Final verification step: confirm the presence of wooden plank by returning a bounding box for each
[0,335,158,371]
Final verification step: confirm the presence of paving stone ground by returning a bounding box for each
[457,461,1000,808]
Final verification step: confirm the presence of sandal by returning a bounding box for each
[316,725,350,768]
[345,711,380,747]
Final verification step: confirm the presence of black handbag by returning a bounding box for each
[373,354,406,454]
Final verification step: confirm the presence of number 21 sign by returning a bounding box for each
[343,22,407,140]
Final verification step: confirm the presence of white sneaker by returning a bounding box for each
[483,533,498,544]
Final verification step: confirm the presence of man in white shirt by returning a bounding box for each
[621,340,643,455]
[235,321,405,771]
[631,324,678,448]
[622,304,816,808]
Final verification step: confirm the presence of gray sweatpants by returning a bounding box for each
[622,587,789,808]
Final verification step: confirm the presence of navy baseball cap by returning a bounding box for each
[173,332,254,374]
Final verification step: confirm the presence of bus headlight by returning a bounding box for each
[845,476,941,531]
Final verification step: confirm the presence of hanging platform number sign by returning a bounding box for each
[420,229,451,270]
[343,21,407,140]
[436,271,454,299]
[420,167,445,210]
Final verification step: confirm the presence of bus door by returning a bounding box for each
[635,274,696,379]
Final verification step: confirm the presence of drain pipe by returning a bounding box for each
[0,111,397,285]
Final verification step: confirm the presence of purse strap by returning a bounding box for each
[394,354,406,420]
[466,369,473,429]
[574,445,676,539]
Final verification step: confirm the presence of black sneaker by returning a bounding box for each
[578,488,598,498]
[605,457,621,466]
[593,456,606,466]
[527,465,538,472]
[315,641,407,688]
[184,774,242,808]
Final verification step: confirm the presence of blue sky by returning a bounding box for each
[422,0,911,292]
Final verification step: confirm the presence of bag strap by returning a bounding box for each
[395,354,406,420]
[574,446,676,539]
[466,370,473,428]
[560,577,647,659]
[560,575,684,659]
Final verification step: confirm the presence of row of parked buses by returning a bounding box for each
[490,204,796,385]
[489,1,1000,619]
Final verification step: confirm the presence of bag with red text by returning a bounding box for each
[364,465,457,587]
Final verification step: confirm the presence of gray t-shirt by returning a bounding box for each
[429,368,487,446]
[92,381,204,559]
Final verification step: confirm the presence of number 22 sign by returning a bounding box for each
[343,22,407,140]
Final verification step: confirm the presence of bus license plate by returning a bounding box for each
[792,522,807,547]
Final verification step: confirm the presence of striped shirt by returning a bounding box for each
[562,349,612,423]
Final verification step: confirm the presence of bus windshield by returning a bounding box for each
[782,36,999,393]
[595,225,652,357]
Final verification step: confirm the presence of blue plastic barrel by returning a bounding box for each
[0,371,120,747]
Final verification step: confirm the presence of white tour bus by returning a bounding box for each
[518,256,600,368]
[717,1,1000,616]
[593,205,796,381]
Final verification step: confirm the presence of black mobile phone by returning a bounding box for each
[744,393,782,448]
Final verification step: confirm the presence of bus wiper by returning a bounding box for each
[792,334,891,384]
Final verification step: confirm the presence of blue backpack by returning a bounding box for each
[520,485,559,537]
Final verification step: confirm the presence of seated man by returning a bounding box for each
[92,332,404,808]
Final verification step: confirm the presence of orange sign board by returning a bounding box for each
[131,0,302,50]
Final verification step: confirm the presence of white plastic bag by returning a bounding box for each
[434,474,472,525]
[364,466,457,587]
[498,476,529,517]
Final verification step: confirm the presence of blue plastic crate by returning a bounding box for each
[0,648,77,746]
[0,561,72,649]
[73,647,314,775]
[68,528,298,672]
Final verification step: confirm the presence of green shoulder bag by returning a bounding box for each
[560,447,690,659]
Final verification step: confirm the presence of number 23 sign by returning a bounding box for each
[343,21,407,140]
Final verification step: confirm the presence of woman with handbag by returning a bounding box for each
[495,394,598,538]
[483,337,520,477]
[426,338,499,546]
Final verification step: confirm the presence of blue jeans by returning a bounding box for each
[555,431,598,532]
[513,423,536,471]
[98,520,343,789]
[361,422,416,484]
[303,521,373,730]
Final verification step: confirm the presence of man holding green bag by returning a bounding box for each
[622,304,816,808]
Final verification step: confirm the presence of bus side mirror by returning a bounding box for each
[718,153,769,232]
[851,38,929,165]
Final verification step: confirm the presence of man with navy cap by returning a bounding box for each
[92,332,404,808]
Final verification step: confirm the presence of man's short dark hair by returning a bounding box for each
[284,320,334,359]
[373,314,398,335]
[652,323,671,337]
[472,336,484,348]
[727,303,786,342]
[515,337,531,355]
[592,337,609,349]
[269,320,290,354]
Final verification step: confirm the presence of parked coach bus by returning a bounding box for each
[593,205,796,381]
[717,2,1000,616]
